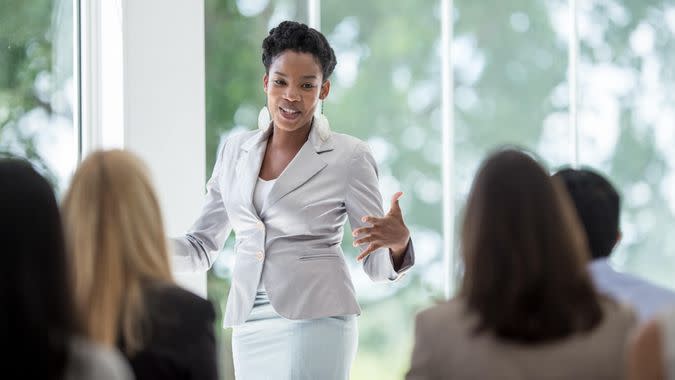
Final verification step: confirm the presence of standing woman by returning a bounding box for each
[173,21,414,379]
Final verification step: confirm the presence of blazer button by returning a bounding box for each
[256,251,264,262]
[256,221,264,230]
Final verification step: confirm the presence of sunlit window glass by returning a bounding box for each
[0,0,76,194]
[578,0,675,288]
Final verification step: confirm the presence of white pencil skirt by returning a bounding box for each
[231,291,358,380]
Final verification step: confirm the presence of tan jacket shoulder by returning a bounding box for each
[407,297,636,380]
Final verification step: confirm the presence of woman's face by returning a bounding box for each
[264,50,330,133]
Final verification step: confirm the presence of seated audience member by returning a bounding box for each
[61,150,218,380]
[406,148,636,380]
[555,168,675,321]
[627,308,675,380]
[0,159,132,380]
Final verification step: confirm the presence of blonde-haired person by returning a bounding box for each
[62,149,218,380]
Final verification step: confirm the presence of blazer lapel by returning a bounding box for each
[262,121,334,214]
[236,129,271,216]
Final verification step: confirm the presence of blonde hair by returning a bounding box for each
[62,149,173,354]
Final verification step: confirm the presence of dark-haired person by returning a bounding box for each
[554,168,675,321]
[172,21,414,379]
[0,159,132,380]
[406,149,635,380]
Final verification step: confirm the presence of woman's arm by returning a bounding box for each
[171,139,233,272]
[344,141,414,282]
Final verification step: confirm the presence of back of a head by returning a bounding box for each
[460,148,602,343]
[0,159,76,378]
[553,168,620,260]
[62,149,172,354]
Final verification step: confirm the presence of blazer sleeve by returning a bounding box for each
[406,310,438,380]
[171,138,233,272]
[345,141,415,282]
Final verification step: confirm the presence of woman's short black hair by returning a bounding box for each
[262,21,337,81]
[0,159,77,378]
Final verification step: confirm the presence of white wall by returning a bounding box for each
[82,0,207,296]
[122,0,207,296]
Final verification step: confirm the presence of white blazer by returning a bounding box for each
[172,120,414,327]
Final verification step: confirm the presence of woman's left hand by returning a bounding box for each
[352,192,410,262]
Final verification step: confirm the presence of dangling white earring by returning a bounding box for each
[258,105,271,130]
[314,101,331,141]
[315,113,331,141]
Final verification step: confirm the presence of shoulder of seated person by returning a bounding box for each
[417,297,466,325]
[146,283,215,319]
[68,336,133,380]
[598,294,638,323]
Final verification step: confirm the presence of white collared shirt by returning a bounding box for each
[589,258,675,321]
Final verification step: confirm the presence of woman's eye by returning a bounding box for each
[302,83,315,89]
[273,80,285,85]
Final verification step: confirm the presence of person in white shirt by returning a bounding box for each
[554,168,675,321]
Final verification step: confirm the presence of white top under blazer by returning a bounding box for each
[253,177,275,292]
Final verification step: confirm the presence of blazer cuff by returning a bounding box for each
[390,238,415,279]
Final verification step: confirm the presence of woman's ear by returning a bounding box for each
[319,79,331,100]
[263,73,269,93]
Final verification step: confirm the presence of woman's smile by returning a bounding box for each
[279,105,302,121]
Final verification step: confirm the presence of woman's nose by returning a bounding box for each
[283,88,301,101]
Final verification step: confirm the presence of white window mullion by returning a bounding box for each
[441,0,455,300]
[309,0,320,30]
[73,0,83,163]
[569,0,579,167]
[78,0,102,156]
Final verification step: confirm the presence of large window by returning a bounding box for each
[0,0,76,194]
[578,0,675,288]
[205,1,675,379]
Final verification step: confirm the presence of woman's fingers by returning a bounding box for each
[361,215,381,224]
[353,235,374,247]
[357,243,380,261]
[388,192,403,217]
[352,226,372,237]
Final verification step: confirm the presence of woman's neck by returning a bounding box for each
[269,120,312,151]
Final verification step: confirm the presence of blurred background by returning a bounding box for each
[3,0,675,378]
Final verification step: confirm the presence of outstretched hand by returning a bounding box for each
[352,192,410,262]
